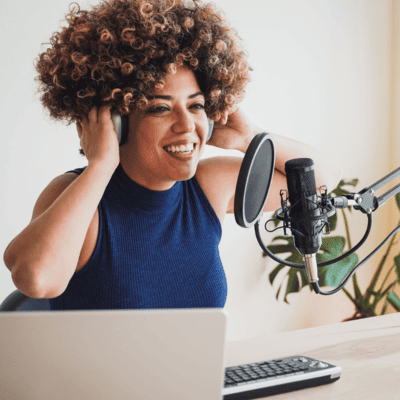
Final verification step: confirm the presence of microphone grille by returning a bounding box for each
[285,158,317,211]
[285,158,314,170]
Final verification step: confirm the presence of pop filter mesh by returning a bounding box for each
[245,140,274,223]
[234,133,275,228]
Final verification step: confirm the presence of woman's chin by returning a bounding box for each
[171,167,197,182]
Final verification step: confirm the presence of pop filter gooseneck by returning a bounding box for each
[234,133,276,227]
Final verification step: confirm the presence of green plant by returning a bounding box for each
[265,179,400,320]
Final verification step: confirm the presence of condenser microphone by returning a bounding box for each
[284,159,323,283]
[234,134,400,295]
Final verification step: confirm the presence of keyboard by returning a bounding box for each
[222,356,341,399]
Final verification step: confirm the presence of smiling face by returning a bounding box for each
[120,67,209,191]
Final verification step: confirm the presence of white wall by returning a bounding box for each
[391,0,400,302]
[0,0,396,341]
[392,0,400,169]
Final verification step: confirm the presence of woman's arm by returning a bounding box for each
[3,106,119,298]
[198,107,342,219]
[267,131,343,195]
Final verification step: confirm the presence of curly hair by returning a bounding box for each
[34,0,251,124]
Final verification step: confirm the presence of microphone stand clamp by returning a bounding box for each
[352,166,400,214]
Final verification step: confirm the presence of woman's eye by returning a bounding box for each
[147,106,170,113]
[191,103,205,110]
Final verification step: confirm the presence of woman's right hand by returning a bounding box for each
[77,105,120,170]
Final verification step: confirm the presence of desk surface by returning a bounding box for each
[225,313,400,399]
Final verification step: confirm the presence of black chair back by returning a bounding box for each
[0,290,51,311]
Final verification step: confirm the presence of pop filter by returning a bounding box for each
[234,133,276,228]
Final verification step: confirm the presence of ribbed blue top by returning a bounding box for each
[49,164,227,310]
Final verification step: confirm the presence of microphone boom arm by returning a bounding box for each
[352,166,400,213]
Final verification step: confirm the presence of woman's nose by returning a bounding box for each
[171,110,195,134]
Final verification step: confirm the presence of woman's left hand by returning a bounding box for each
[207,106,261,153]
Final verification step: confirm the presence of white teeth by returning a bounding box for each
[165,143,195,153]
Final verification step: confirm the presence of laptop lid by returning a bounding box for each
[0,308,227,400]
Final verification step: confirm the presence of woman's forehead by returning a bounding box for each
[154,67,201,96]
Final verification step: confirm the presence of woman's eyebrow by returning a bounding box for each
[188,92,205,99]
[148,92,205,101]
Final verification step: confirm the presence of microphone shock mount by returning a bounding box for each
[261,165,400,295]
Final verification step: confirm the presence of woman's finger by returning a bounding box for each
[79,114,89,128]
[98,104,113,124]
[227,104,239,115]
[221,110,229,125]
[76,122,82,138]
[88,106,98,123]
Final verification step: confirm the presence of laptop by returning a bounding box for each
[0,309,227,400]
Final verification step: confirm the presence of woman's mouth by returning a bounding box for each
[164,142,196,155]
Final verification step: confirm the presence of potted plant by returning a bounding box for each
[265,179,400,320]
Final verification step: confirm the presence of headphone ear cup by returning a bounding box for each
[111,111,122,144]
[111,111,129,146]
[120,115,128,146]
[207,118,214,142]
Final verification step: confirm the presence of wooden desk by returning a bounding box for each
[225,313,400,399]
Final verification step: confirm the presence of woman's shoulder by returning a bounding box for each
[65,166,87,176]
[31,168,86,221]
[195,156,243,221]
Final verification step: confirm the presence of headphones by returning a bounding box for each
[111,111,214,146]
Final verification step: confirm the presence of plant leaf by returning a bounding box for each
[270,235,292,243]
[396,192,400,211]
[331,179,359,197]
[268,254,305,304]
[345,179,359,187]
[331,187,349,198]
[275,284,282,301]
[387,292,400,312]
[319,236,345,257]
[317,253,359,288]
[283,268,300,304]
[267,244,298,254]
[273,218,281,228]
[394,254,400,282]
[268,263,287,285]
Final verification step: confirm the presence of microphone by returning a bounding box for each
[234,133,400,295]
[284,159,323,284]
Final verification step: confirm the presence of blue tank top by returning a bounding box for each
[49,164,227,310]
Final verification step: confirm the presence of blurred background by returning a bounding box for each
[1,0,399,341]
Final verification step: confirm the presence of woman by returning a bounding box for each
[3,0,341,309]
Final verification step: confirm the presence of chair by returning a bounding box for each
[0,290,51,311]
